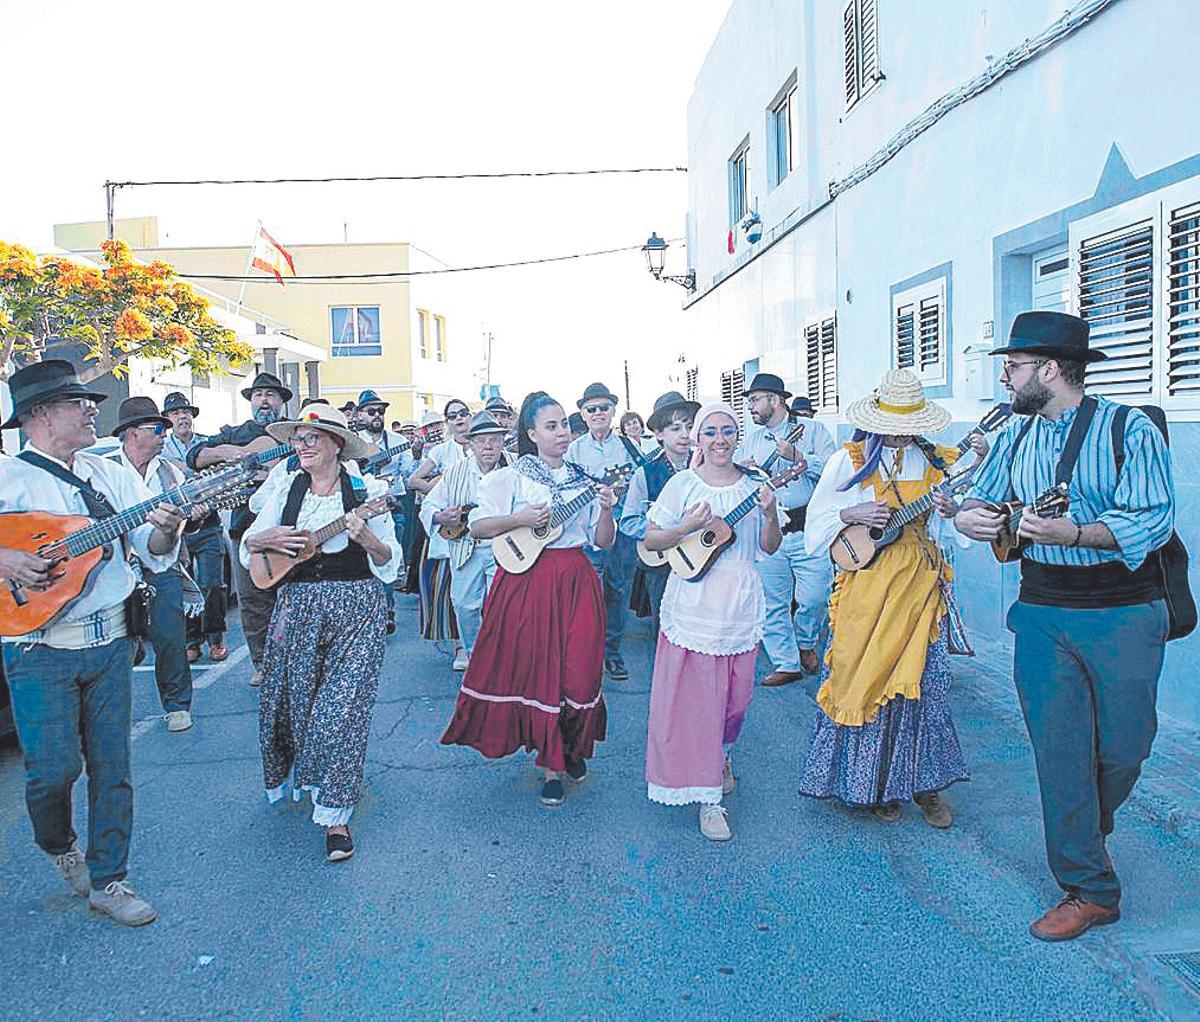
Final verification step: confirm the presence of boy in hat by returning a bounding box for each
[567,382,637,681]
[0,360,185,925]
[190,370,292,684]
[956,311,1175,941]
[736,373,837,685]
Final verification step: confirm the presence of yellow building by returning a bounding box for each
[54,217,483,423]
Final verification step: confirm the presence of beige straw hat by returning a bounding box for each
[267,403,372,460]
[845,369,950,435]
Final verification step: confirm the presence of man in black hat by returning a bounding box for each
[484,395,518,452]
[567,382,637,680]
[956,311,1175,942]
[737,372,837,685]
[189,370,293,684]
[111,397,195,733]
[0,360,185,926]
[788,395,816,420]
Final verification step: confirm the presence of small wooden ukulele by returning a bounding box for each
[987,483,1071,563]
[437,503,478,541]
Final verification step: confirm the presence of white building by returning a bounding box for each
[683,0,1200,728]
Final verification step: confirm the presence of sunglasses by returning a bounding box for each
[361,405,387,416]
[583,403,613,414]
[698,426,739,440]
[446,408,471,420]
[136,423,167,436]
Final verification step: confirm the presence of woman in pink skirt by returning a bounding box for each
[642,403,781,840]
[440,392,616,807]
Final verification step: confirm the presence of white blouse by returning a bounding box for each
[469,463,602,549]
[647,469,768,656]
[240,473,403,584]
[805,445,969,557]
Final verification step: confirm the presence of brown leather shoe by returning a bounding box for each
[762,670,804,688]
[207,640,229,662]
[186,645,201,663]
[914,791,953,829]
[799,649,822,675]
[1029,895,1120,942]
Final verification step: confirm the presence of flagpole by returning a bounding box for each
[235,220,261,313]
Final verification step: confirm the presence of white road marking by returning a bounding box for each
[130,645,251,741]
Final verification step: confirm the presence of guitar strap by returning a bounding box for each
[618,434,645,466]
[1005,397,1097,500]
[18,450,118,520]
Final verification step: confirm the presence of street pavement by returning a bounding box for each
[1,593,1199,1021]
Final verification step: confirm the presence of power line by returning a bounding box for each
[106,167,687,189]
[178,239,683,284]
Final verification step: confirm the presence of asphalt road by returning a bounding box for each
[1,593,1198,1020]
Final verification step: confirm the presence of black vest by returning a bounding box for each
[280,470,372,583]
[643,453,675,503]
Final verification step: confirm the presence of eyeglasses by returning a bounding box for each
[136,423,167,436]
[583,403,613,414]
[290,432,325,449]
[446,408,471,420]
[1001,358,1047,376]
[50,397,97,412]
[698,425,739,440]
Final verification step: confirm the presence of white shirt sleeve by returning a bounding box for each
[805,449,862,556]
[647,473,686,530]
[362,475,404,584]
[421,474,450,537]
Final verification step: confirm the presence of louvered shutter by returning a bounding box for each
[859,0,879,87]
[1077,220,1155,397]
[894,303,915,369]
[843,1,860,108]
[1167,200,1200,397]
[720,369,745,422]
[805,323,822,402]
[918,296,941,373]
[804,315,838,410]
[685,367,699,402]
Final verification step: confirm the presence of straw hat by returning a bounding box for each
[846,369,950,435]
[267,403,371,460]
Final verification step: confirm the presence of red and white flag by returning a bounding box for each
[251,225,296,286]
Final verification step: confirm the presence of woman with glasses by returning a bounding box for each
[241,404,402,863]
[410,399,473,659]
[441,392,616,808]
[641,403,781,841]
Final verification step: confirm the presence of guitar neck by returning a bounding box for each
[549,485,598,528]
[723,473,789,528]
[63,486,192,557]
[309,502,385,546]
[759,425,804,474]
[248,442,293,467]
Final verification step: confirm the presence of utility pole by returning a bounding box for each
[624,359,631,408]
[104,182,116,240]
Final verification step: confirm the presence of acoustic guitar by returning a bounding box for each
[491,465,632,575]
[0,462,257,636]
[247,495,401,589]
[437,503,477,541]
[987,483,1071,563]
[829,404,1014,573]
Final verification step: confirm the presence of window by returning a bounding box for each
[416,309,430,359]
[804,313,838,412]
[1068,178,1200,407]
[892,279,947,387]
[771,81,800,186]
[729,141,751,226]
[330,306,381,358]
[434,315,447,361]
[843,0,881,111]
[685,367,699,402]
[720,368,745,424]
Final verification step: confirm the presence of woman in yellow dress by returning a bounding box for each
[800,370,969,828]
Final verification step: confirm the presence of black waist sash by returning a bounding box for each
[281,470,372,584]
[1019,557,1163,609]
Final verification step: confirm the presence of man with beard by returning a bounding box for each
[955,311,1174,942]
[189,371,292,685]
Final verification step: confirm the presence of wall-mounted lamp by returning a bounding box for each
[642,233,696,292]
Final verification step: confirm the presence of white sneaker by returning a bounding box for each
[722,758,736,796]
[452,648,469,672]
[250,670,262,687]
[699,804,732,842]
[50,840,91,897]
[88,880,157,927]
[165,710,193,733]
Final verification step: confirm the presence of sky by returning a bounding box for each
[0,0,731,413]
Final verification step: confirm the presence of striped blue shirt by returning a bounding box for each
[967,396,1174,572]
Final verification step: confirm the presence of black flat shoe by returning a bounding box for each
[605,655,629,681]
[539,779,565,806]
[564,758,588,784]
[325,829,354,862]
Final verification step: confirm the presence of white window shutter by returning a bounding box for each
[805,323,821,403]
[820,315,838,409]
[894,303,915,369]
[859,0,879,87]
[843,1,860,108]
[918,296,941,373]
[1077,219,1155,398]
[1167,200,1200,398]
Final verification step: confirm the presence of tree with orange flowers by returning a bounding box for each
[0,239,253,383]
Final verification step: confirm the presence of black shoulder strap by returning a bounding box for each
[1111,404,1132,480]
[1055,396,1099,486]
[280,472,311,527]
[18,450,116,519]
[618,433,645,466]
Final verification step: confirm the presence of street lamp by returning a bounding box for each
[642,232,696,292]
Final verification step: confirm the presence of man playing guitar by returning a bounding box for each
[0,360,185,927]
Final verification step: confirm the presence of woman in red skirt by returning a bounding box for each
[440,392,616,806]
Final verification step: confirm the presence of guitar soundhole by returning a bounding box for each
[868,527,883,541]
[701,529,718,547]
[533,526,549,539]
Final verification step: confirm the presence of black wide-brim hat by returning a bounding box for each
[744,372,793,400]
[240,371,294,402]
[990,311,1106,363]
[111,396,171,436]
[162,390,200,416]
[577,382,619,408]
[646,390,701,431]
[1,358,107,430]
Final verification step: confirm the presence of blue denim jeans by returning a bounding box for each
[186,524,226,645]
[146,568,193,713]
[3,637,137,889]
[586,532,635,658]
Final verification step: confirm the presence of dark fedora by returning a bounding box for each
[568,412,587,436]
[484,395,514,414]
[357,388,388,409]
[789,395,814,417]
[111,396,171,437]
[744,372,792,400]
[646,390,701,431]
[577,382,619,409]
[162,390,200,416]
[990,311,1106,363]
[1,358,107,430]
[466,411,507,438]
[240,371,294,402]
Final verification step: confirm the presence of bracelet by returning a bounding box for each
[1070,522,1083,549]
